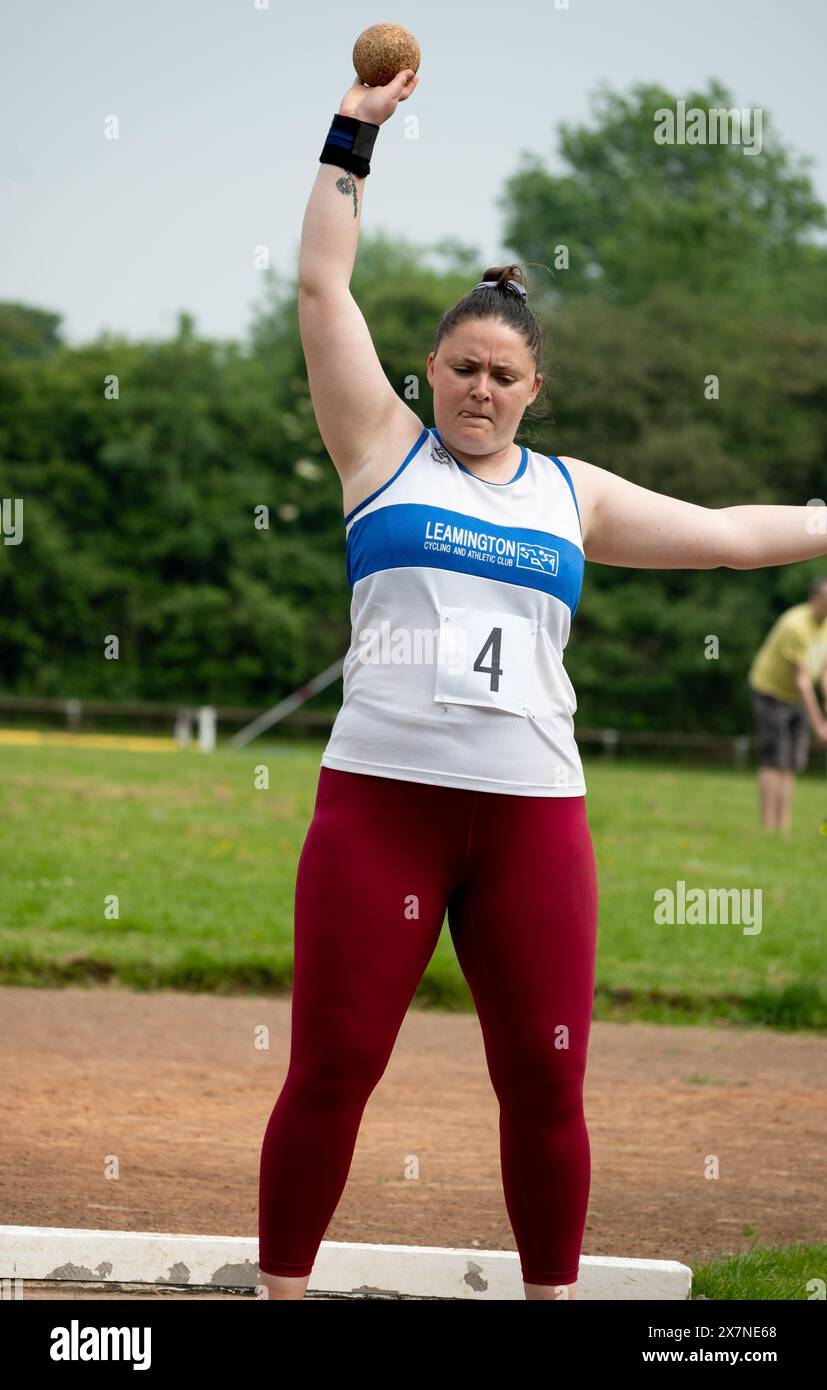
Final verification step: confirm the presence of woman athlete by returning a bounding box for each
[258,68,827,1302]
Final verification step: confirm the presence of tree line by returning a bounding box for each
[2,80,826,734]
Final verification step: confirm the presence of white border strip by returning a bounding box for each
[0,1226,692,1300]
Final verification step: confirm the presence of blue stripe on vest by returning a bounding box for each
[346,502,584,615]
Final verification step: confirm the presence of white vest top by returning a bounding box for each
[320,425,587,796]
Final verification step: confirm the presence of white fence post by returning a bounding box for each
[602,728,619,759]
[198,706,216,752]
[733,734,750,768]
[174,711,193,746]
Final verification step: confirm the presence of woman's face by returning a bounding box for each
[426,317,542,453]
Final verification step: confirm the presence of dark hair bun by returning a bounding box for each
[481,264,528,298]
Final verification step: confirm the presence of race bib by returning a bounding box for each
[434,605,540,717]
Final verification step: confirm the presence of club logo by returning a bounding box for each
[516,542,559,576]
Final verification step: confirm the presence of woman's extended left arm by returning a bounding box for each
[564,455,827,570]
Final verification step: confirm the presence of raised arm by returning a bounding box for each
[298,71,418,479]
[563,454,827,571]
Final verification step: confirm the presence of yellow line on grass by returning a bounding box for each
[0,730,185,752]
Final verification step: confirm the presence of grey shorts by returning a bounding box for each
[749,685,811,772]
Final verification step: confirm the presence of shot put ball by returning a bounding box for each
[353,23,420,87]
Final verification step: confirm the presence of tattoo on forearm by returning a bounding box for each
[336,172,359,217]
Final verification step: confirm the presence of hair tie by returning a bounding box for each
[472,278,527,300]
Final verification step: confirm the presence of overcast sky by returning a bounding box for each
[2,0,825,347]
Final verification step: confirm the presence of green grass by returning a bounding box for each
[1,740,825,1027]
[691,1241,827,1300]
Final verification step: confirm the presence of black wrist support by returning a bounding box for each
[319,113,380,179]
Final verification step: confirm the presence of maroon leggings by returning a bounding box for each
[258,766,598,1286]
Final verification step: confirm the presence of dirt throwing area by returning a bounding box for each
[1,985,824,1285]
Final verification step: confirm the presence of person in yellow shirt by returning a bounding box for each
[748,575,827,833]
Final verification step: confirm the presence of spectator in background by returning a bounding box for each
[748,575,827,834]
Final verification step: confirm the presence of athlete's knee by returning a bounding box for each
[502,1039,588,1108]
[286,1042,388,1108]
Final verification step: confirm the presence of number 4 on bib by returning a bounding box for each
[434,605,540,718]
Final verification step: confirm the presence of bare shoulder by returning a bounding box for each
[339,401,427,518]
